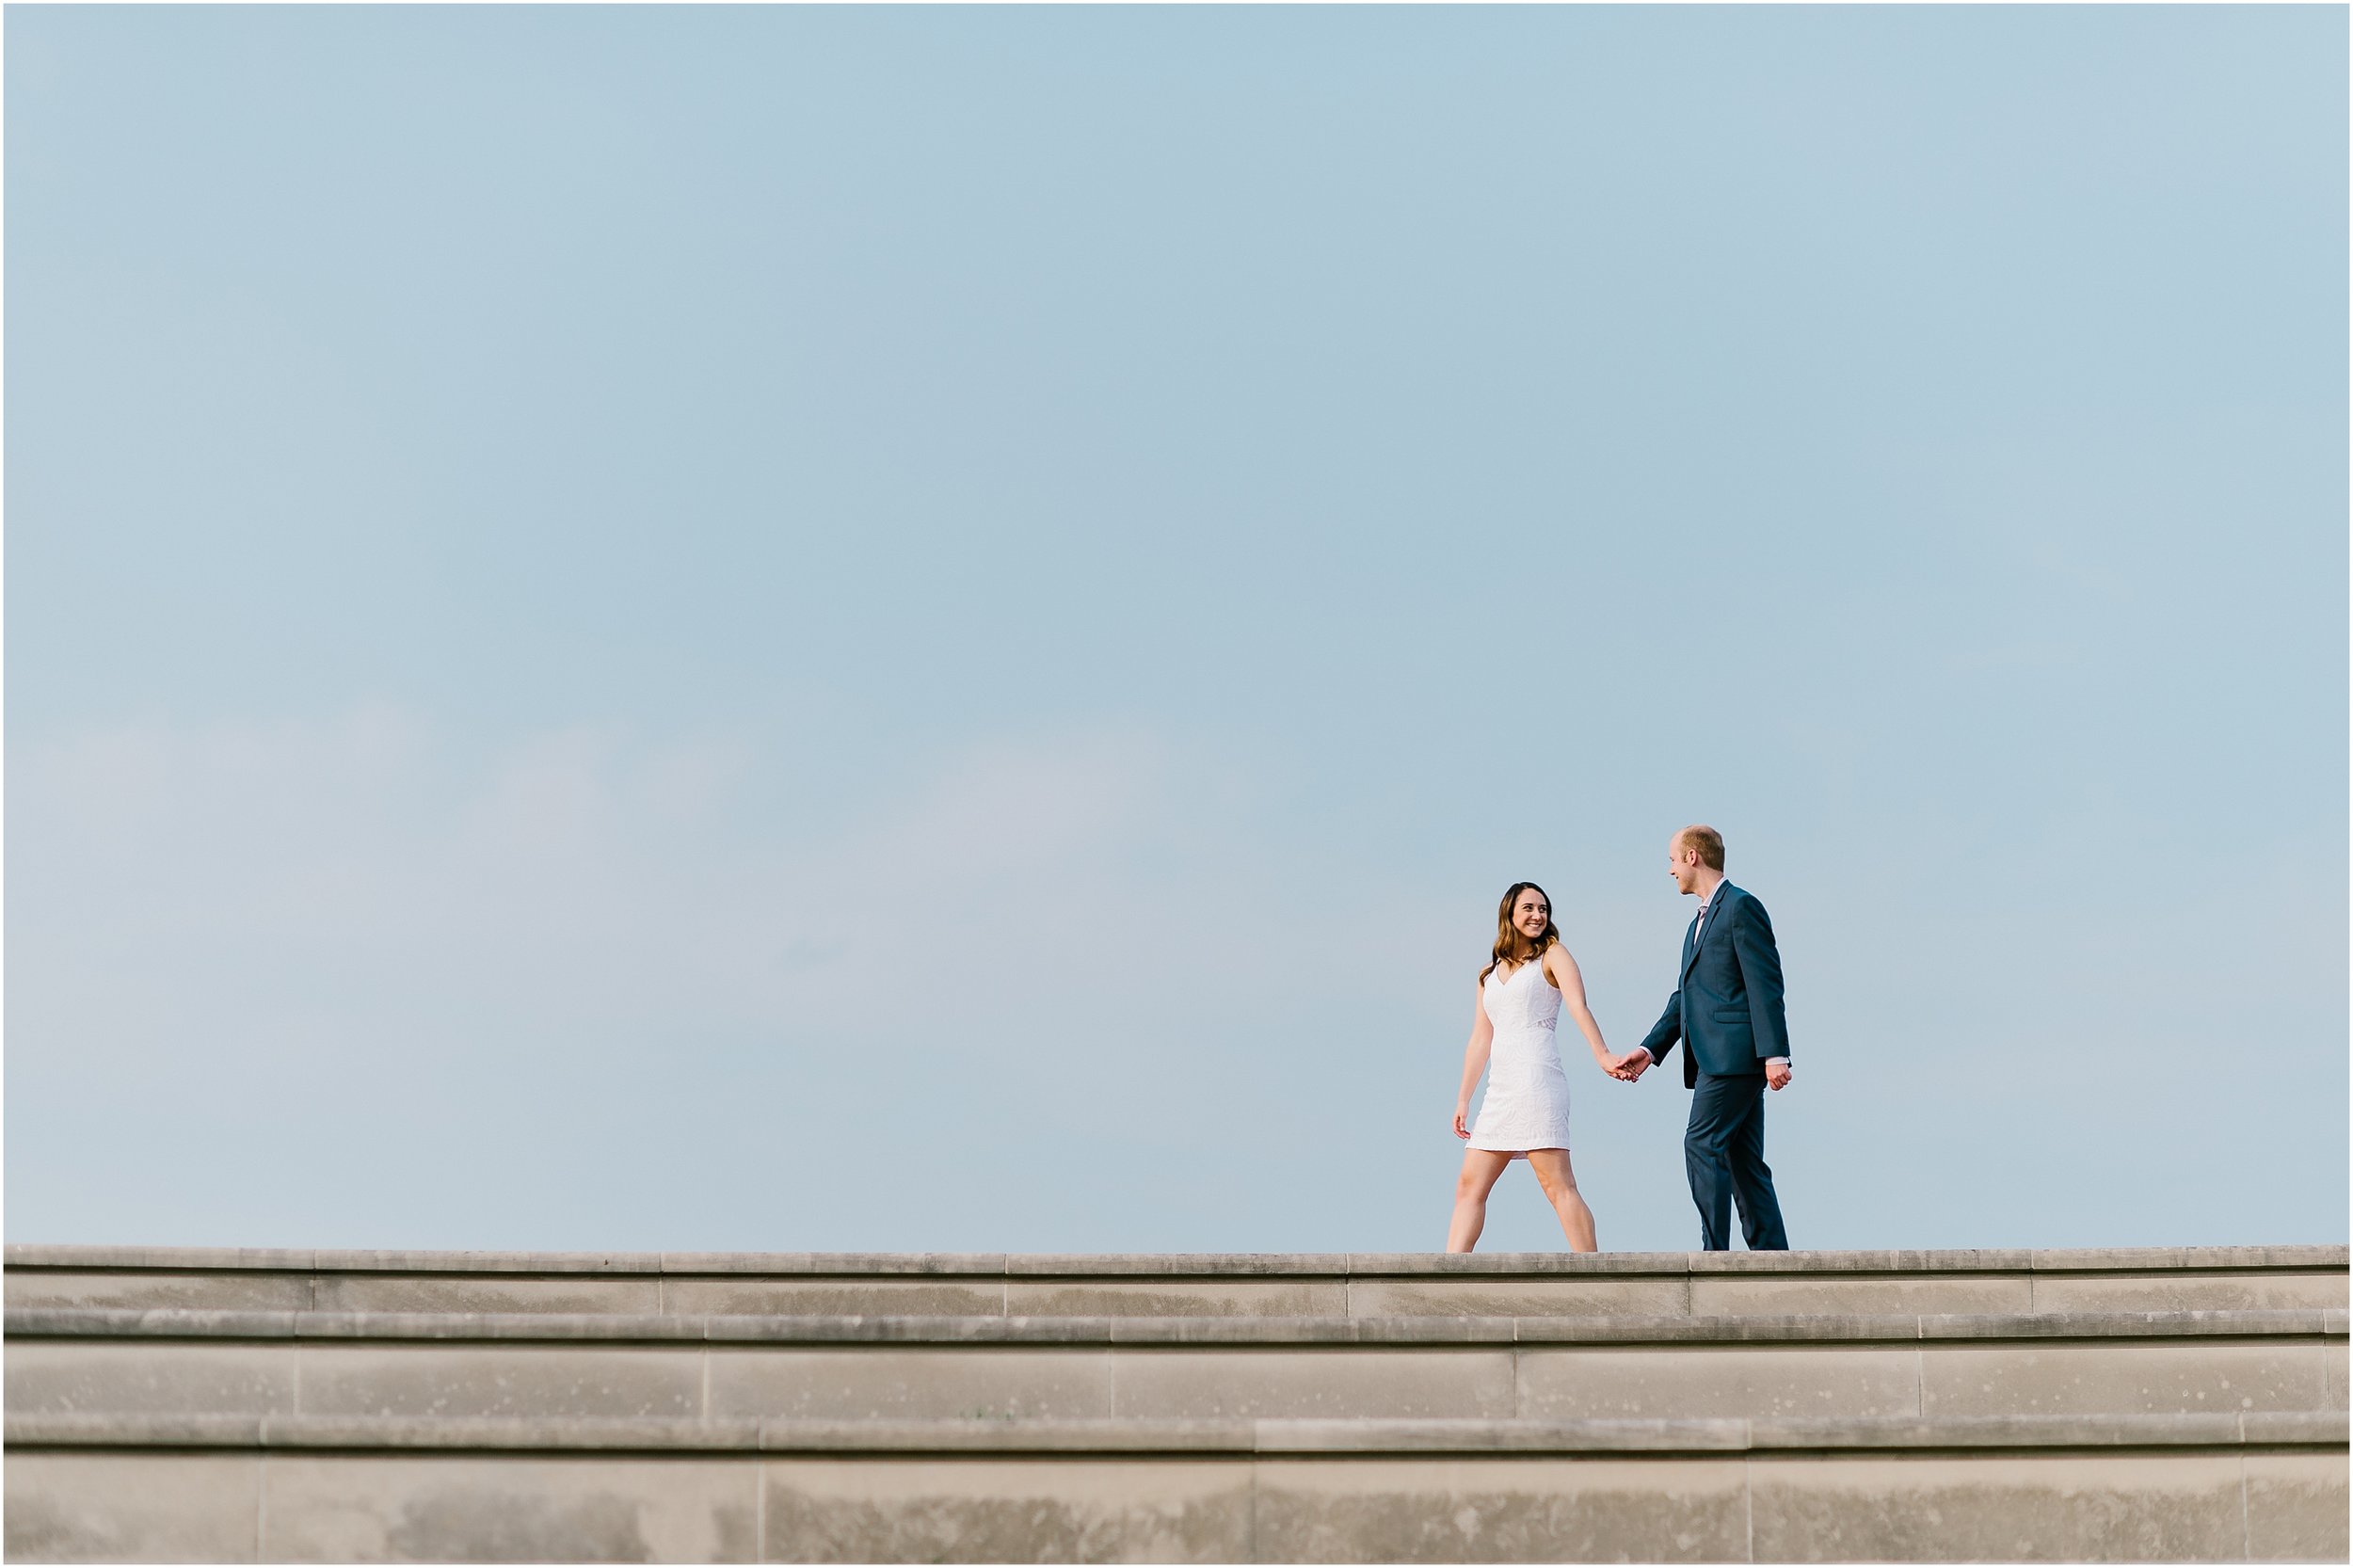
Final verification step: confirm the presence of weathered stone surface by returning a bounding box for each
[10,1303,2336,1346]
[1108,1350,1516,1420]
[2243,1450,2353,1560]
[1918,1342,2334,1418]
[6,1344,296,1417]
[13,1408,2332,1458]
[1347,1278,1689,1318]
[1251,1456,1749,1562]
[6,1247,316,1272]
[295,1345,705,1419]
[1514,1346,1921,1421]
[312,1250,666,1275]
[2030,1272,2349,1314]
[260,1455,758,1561]
[4,1272,314,1313]
[708,1348,1115,1422]
[313,1276,664,1316]
[1688,1273,2031,1317]
[288,1309,699,1343]
[1747,1452,2249,1561]
[1346,1252,1693,1276]
[663,1254,1009,1277]
[1005,1279,1350,1318]
[663,1280,1006,1318]
[760,1457,1254,1562]
[4,1453,258,1562]
[1006,1254,1353,1277]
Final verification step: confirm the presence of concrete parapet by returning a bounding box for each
[8,1248,2345,1560]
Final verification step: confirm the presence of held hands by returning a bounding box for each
[1604,1048,1650,1083]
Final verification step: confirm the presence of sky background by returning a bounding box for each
[7,5,2345,1255]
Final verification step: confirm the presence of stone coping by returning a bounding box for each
[10,1305,2343,1346]
[7,1410,2342,1456]
[5,1243,2343,1275]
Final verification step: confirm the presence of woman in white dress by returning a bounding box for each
[1449,881,1637,1253]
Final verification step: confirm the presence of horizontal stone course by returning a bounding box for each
[10,1410,2345,1455]
[8,1243,2345,1275]
[16,1446,2342,1564]
[8,1304,2341,1345]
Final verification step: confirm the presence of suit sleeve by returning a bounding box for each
[1636,990,1683,1064]
[1731,898,1790,1063]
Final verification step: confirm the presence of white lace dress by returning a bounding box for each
[1467,958,1573,1156]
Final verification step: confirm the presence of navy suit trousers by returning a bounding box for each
[1685,1071,1788,1252]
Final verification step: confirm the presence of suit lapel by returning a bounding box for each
[1682,883,1736,983]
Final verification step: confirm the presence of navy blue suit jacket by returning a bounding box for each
[1635,882,1790,1089]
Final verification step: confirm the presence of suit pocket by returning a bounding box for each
[1711,1008,1748,1023]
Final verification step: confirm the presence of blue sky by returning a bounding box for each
[8,5,2345,1254]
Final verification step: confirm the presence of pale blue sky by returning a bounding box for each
[8,5,2345,1254]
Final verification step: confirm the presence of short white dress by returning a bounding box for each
[1466,957,1573,1156]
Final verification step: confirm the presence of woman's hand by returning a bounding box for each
[1453,1105,1471,1139]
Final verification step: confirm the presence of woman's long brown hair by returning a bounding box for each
[1481,881,1561,984]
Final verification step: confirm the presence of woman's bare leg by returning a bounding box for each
[1525,1148,1597,1253]
[1448,1150,1514,1253]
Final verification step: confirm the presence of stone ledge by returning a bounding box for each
[8,1243,2345,1276]
[8,1410,2342,1456]
[8,1305,2341,1345]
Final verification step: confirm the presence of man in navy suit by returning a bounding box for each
[1621,825,1792,1251]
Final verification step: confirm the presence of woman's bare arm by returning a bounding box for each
[1545,944,1630,1077]
[1452,981,1495,1138]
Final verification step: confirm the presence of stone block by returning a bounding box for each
[708,1348,1115,1421]
[662,1253,1008,1276]
[4,1272,313,1313]
[311,1250,664,1274]
[1748,1451,2248,1561]
[760,1457,1253,1561]
[6,1344,296,1417]
[1109,1350,1515,1420]
[2243,1450,2352,1561]
[1004,1279,1350,1318]
[5,1247,313,1272]
[1919,1342,2331,1418]
[664,1279,1007,1318]
[2031,1272,2350,1314]
[312,1276,663,1315]
[259,1454,758,1561]
[4,1452,258,1562]
[1514,1346,1921,1421]
[1689,1273,2030,1317]
[1347,1278,1689,1318]
[295,1345,704,1419]
[1006,1254,1349,1276]
[1250,1456,1748,1561]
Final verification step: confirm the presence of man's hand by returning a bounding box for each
[1618,1048,1651,1083]
[1766,1062,1792,1091]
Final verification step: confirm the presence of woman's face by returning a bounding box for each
[1513,889,1550,937]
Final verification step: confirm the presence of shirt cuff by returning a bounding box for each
[1765,1057,1788,1068]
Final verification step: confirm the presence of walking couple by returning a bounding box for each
[1449,824,1792,1255]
